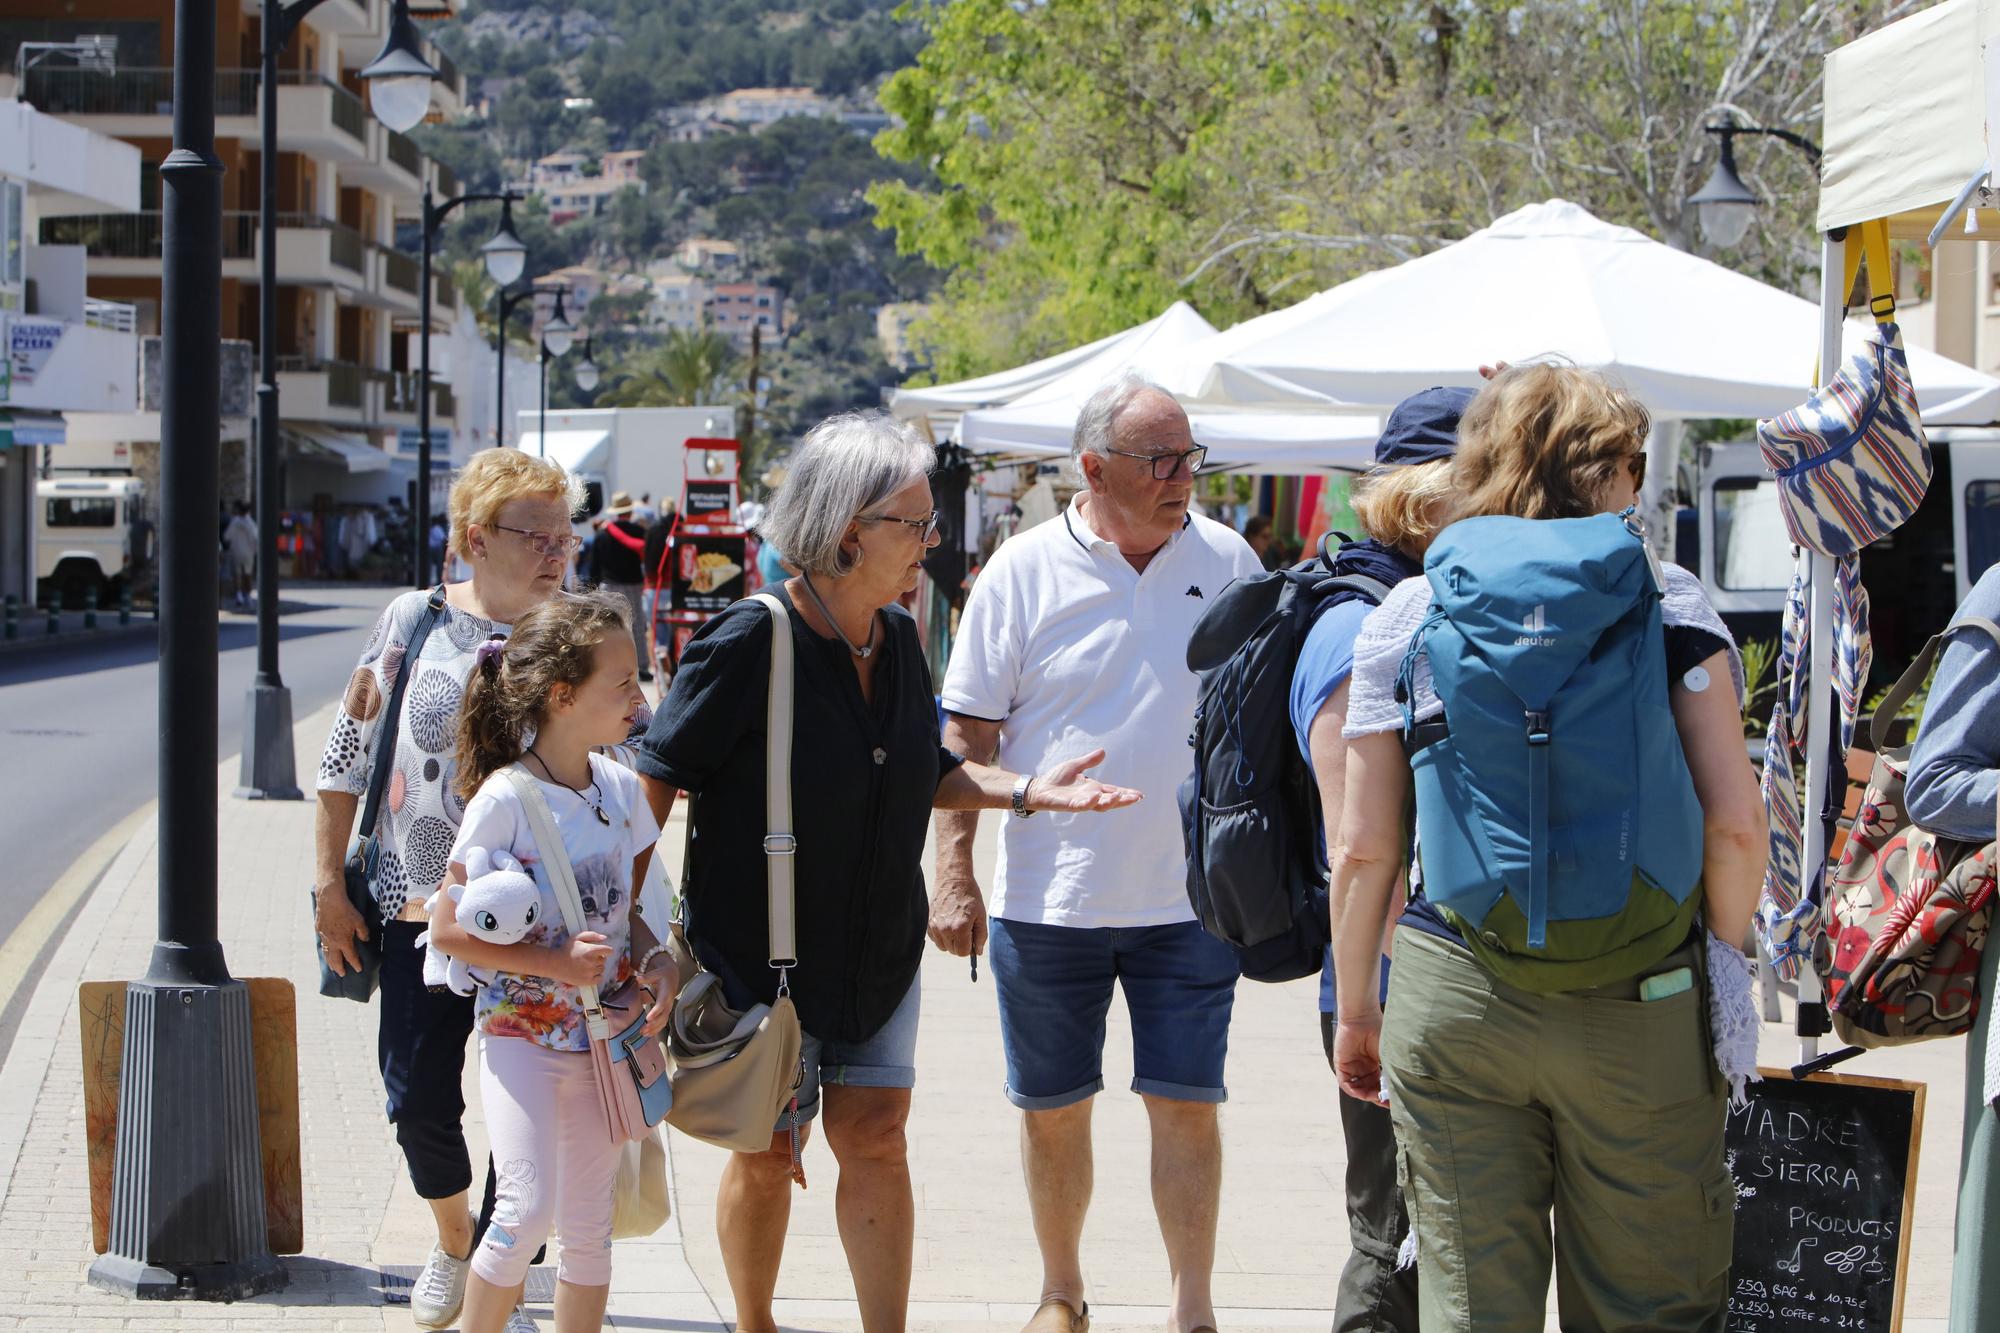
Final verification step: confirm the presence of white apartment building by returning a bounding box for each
[0,99,142,608]
[709,87,835,127]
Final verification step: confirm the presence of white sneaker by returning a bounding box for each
[409,1245,470,1329]
[504,1304,537,1332]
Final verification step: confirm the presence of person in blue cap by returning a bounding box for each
[1289,386,1470,1331]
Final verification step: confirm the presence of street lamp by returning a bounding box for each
[541,287,576,357]
[406,192,524,588]
[88,0,285,1298]
[573,334,600,393]
[356,0,438,134]
[496,284,535,449]
[1689,122,1824,251]
[538,335,568,456]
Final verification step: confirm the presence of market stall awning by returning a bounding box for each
[1171,199,2000,424]
[1820,0,2000,239]
[283,425,389,473]
[0,412,67,447]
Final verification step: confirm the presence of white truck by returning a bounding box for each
[35,475,150,608]
[516,406,739,522]
[1686,431,2000,680]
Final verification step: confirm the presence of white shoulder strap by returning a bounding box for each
[749,593,798,972]
[501,763,610,1040]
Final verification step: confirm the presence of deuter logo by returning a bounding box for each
[1514,603,1556,646]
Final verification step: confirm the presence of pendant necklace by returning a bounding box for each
[800,572,878,659]
[528,748,609,825]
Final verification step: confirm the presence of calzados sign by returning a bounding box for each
[1724,1070,1924,1332]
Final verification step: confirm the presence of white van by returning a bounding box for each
[1688,433,2000,679]
[36,475,149,608]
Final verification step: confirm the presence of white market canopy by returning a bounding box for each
[1820,0,1999,240]
[888,301,1215,435]
[957,300,1379,472]
[1170,199,2000,424]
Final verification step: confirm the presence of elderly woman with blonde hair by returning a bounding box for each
[638,410,1143,1333]
[314,448,590,1332]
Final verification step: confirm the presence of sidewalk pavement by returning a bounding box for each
[0,699,1967,1330]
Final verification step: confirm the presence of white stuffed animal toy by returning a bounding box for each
[417,847,543,996]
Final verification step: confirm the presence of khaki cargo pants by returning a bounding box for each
[1380,927,1733,1331]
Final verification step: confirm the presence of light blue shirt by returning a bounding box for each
[1908,565,2000,843]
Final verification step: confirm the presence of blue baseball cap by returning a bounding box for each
[1374,386,1474,466]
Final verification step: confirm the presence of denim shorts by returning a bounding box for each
[782,972,921,1128]
[987,917,1240,1110]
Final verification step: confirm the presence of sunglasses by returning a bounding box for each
[1627,452,1647,487]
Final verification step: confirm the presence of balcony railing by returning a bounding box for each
[310,75,369,142]
[21,66,258,117]
[385,130,421,178]
[326,223,366,274]
[434,160,460,200]
[434,382,457,419]
[370,367,426,414]
[277,357,366,409]
[430,45,463,99]
[83,299,137,333]
[41,212,256,260]
[435,272,458,311]
[379,246,420,294]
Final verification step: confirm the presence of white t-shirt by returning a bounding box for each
[941,496,1261,927]
[448,755,662,1052]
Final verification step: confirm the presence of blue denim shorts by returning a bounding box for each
[987,917,1240,1110]
[782,972,921,1128]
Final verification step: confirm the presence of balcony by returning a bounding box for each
[242,0,369,33]
[40,212,255,279]
[346,123,425,197]
[365,243,423,316]
[434,382,457,420]
[433,159,460,201]
[386,129,421,179]
[240,74,370,163]
[435,271,457,312]
[276,356,368,419]
[19,67,258,138]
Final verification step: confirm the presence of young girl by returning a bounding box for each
[433,590,673,1333]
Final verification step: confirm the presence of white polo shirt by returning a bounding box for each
[942,496,1262,927]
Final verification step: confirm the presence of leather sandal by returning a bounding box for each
[1023,1296,1089,1333]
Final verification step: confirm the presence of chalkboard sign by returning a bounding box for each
[1724,1070,1926,1332]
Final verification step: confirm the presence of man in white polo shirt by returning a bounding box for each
[932,375,1260,1333]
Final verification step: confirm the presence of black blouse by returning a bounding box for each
[636,584,962,1043]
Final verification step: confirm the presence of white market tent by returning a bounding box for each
[957,300,1380,472]
[1170,198,2000,425]
[887,301,1214,438]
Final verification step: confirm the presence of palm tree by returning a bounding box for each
[598,326,740,407]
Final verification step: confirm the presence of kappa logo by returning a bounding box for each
[1186,585,1204,599]
[1514,603,1556,647]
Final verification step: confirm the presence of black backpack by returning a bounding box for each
[1178,535,1395,982]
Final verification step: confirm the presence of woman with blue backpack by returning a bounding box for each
[1326,362,1767,1330]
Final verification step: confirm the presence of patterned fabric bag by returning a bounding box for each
[1757,219,1932,559]
[1825,615,2000,1046]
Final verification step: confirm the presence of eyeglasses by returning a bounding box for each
[869,509,941,542]
[489,523,583,556]
[1105,445,1208,480]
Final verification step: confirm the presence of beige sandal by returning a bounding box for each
[1023,1296,1090,1333]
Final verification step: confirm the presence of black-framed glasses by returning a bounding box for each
[1105,445,1208,480]
[869,509,941,542]
[489,523,583,556]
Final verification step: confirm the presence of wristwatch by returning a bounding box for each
[1010,773,1036,819]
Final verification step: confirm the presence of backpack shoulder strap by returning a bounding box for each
[1318,573,1392,606]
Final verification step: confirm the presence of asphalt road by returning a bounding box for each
[0,584,398,1042]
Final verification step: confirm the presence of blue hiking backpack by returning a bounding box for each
[1400,511,1705,992]
[1181,535,1403,983]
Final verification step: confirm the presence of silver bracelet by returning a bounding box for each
[637,943,675,976]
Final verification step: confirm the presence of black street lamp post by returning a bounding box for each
[1689,122,1824,251]
[534,289,573,456]
[496,284,536,449]
[87,0,286,1298]
[408,192,524,586]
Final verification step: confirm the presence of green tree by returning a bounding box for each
[600,326,741,407]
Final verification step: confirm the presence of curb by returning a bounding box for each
[0,621,157,659]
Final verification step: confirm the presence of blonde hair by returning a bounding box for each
[1451,362,1650,522]
[455,590,628,800]
[447,450,583,560]
[1349,459,1457,555]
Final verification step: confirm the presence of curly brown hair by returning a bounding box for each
[1451,362,1650,523]
[455,589,629,801]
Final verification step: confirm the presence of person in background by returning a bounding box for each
[1244,513,1279,570]
[641,502,680,681]
[589,491,651,682]
[223,501,258,608]
[1290,387,1470,1331]
[931,374,1261,1333]
[1328,364,1765,1330]
[1904,564,2000,1332]
[636,491,659,523]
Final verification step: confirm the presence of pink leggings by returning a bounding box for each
[473,1034,620,1289]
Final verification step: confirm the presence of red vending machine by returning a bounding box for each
[657,438,749,674]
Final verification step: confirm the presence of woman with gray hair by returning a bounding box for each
[637,410,1140,1333]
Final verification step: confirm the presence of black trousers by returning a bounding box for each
[1322,1011,1420,1333]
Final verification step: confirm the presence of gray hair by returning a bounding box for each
[761,410,934,578]
[1072,373,1175,464]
